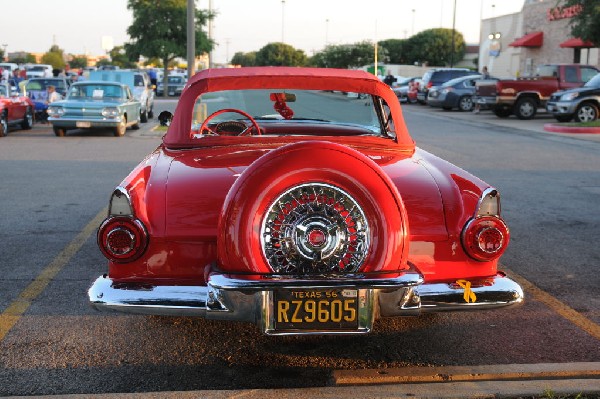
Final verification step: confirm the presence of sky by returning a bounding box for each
[2,0,525,65]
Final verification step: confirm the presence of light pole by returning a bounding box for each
[325,18,329,46]
[208,0,214,68]
[450,0,456,67]
[411,9,415,36]
[186,0,195,78]
[281,0,286,43]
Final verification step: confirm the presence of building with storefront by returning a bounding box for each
[479,0,598,78]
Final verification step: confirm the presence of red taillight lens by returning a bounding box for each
[462,216,509,261]
[98,216,148,263]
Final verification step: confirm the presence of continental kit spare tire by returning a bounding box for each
[217,141,410,275]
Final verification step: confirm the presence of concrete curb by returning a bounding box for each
[332,362,600,385]
[544,123,600,134]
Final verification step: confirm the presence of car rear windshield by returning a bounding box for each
[434,70,471,83]
[192,89,385,136]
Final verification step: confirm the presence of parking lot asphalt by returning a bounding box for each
[3,103,599,399]
[403,104,600,144]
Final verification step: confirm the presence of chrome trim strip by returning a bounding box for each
[108,186,133,216]
[476,187,500,217]
[207,272,424,291]
[48,118,124,126]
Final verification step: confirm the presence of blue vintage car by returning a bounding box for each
[48,81,142,137]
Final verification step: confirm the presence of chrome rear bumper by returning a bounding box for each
[88,271,523,334]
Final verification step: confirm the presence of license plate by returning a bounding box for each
[76,121,91,128]
[273,288,359,331]
[168,92,174,96]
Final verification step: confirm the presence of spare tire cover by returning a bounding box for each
[217,141,409,275]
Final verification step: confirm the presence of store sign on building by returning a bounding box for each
[488,33,502,57]
[547,4,583,21]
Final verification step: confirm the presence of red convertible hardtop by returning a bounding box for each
[163,67,415,150]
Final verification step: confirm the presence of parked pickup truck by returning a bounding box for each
[474,64,599,119]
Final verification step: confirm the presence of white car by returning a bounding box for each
[26,64,53,78]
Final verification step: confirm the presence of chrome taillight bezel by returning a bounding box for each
[462,215,510,262]
[98,216,148,263]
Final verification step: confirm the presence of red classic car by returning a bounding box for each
[0,82,34,137]
[89,67,523,335]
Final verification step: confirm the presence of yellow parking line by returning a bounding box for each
[507,269,600,341]
[0,207,107,341]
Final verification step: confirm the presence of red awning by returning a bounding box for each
[560,38,595,48]
[509,31,544,47]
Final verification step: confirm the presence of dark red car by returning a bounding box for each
[89,67,523,335]
[0,82,34,137]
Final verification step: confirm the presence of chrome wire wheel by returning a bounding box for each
[261,183,370,274]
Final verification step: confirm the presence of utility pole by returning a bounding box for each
[281,0,286,43]
[208,0,214,68]
[187,0,195,79]
[450,0,456,68]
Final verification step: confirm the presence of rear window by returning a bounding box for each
[431,70,471,84]
[26,79,67,91]
[537,65,558,77]
[434,71,452,82]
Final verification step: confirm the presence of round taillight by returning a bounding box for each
[98,216,148,263]
[462,216,509,261]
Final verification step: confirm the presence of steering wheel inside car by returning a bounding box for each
[199,108,262,136]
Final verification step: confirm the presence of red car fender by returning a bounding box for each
[217,141,410,274]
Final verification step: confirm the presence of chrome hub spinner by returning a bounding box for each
[261,183,370,274]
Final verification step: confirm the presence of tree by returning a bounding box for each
[230,51,257,67]
[9,53,36,64]
[108,45,137,69]
[69,56,88,69]
[142,57,164,68]
[255,43,307,66]
[96,58,112,68]
[41,45,66,70]
[126,0,214,96]
[310,41,386,69]
[405,28,465,67]
[378,39,408,64]
[563,0,600,46]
